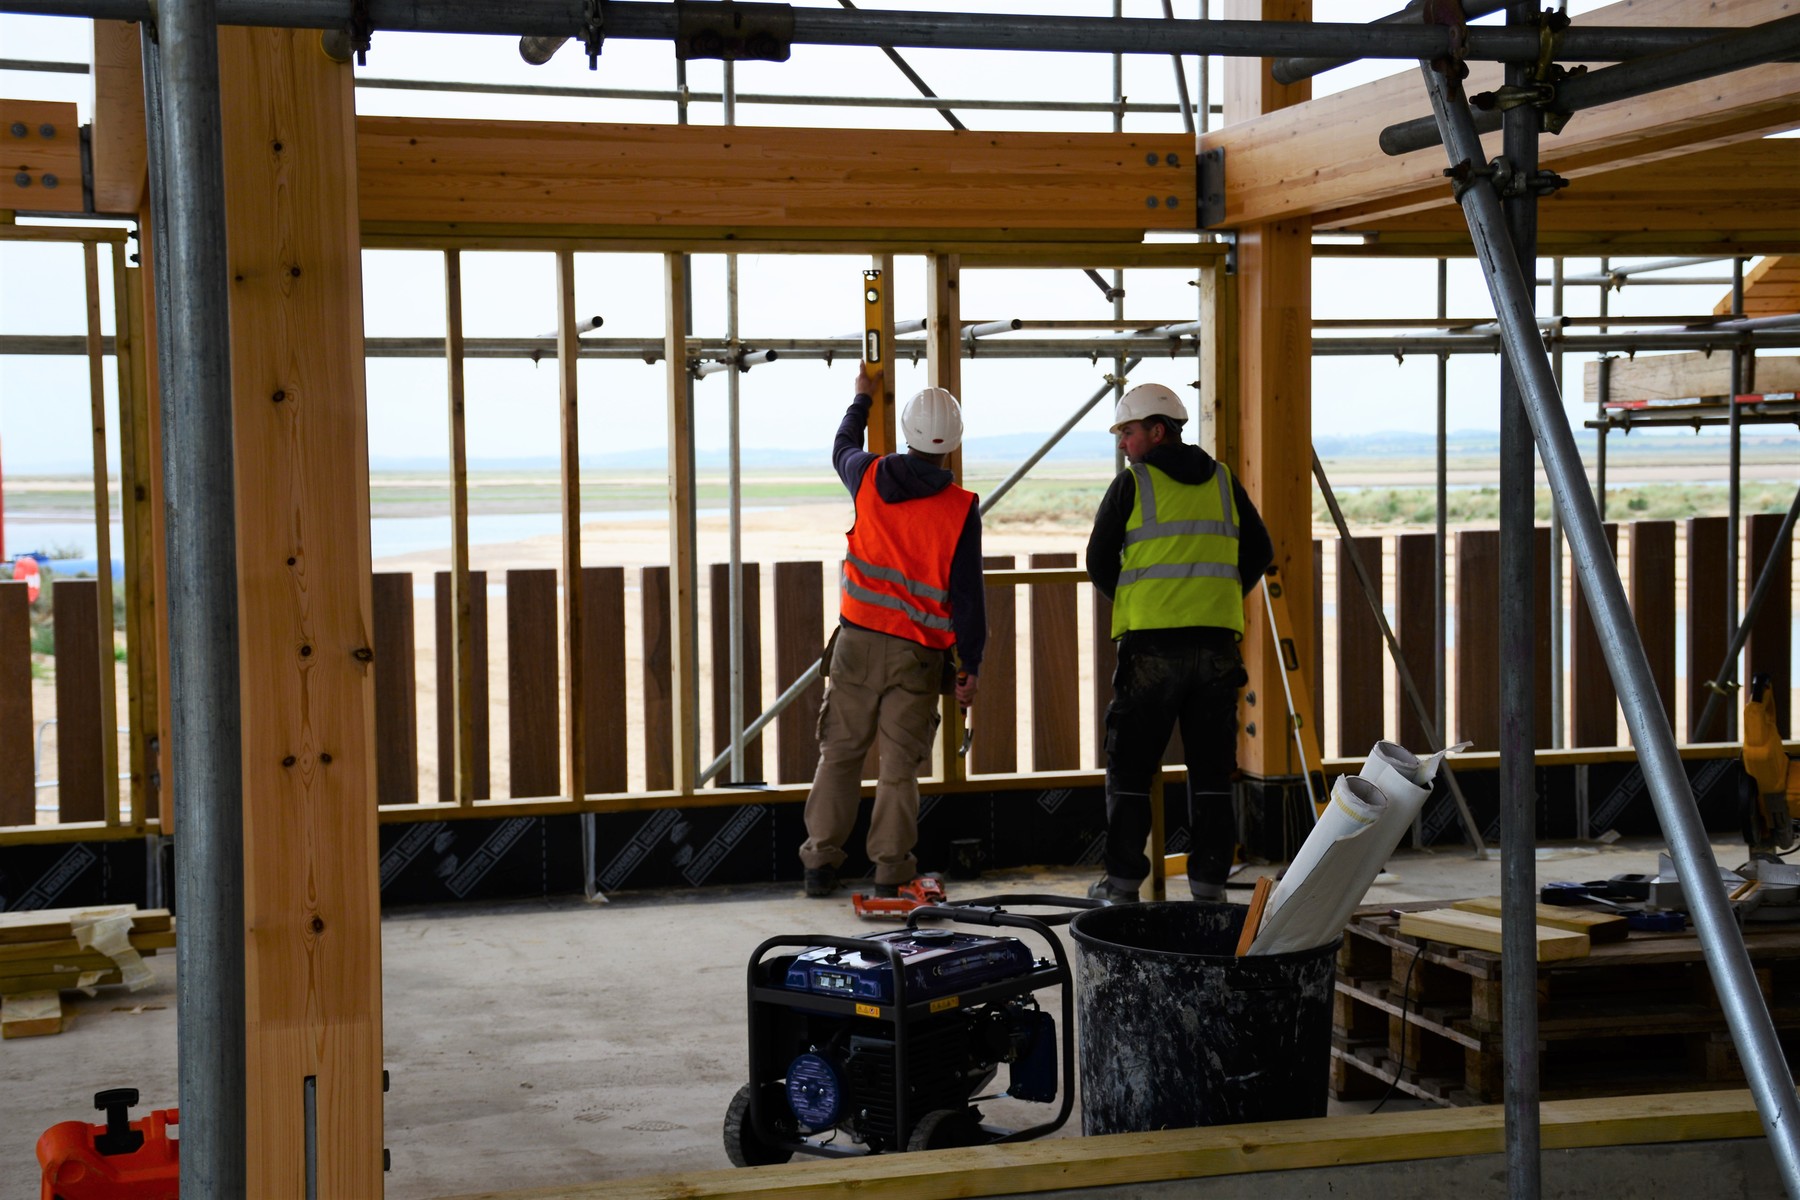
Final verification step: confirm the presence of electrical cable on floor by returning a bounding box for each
[1371,941,1424,1115]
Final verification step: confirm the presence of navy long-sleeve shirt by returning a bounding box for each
[834,394,986,674]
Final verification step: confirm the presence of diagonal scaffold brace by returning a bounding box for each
[1415,52,1800,1199]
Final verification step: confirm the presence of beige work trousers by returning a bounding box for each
[799,623,945,885]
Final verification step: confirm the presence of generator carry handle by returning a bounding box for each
[912,894,1104,928]
[906,902,1079,1145]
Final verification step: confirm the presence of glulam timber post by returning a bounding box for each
[556,250,587,800]
[927,253,965,783]
[218,27,383,1193]
[665,254,699,794]
[1225,1,1314,815]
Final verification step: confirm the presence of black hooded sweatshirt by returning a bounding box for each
[833,393,986,674]
[1084,439,1274,654]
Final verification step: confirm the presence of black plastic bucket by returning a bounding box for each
[1068,901,1337,1135]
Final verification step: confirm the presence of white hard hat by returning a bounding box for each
[901,386,963,453]
[1110,382,1189,434]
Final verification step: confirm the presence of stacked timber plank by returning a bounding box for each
[1331,901,1800,1107]
[0,906,174,1039]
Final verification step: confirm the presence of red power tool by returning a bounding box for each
[851,876,948,918]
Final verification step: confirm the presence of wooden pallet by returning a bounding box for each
[1330,902,1800,1106]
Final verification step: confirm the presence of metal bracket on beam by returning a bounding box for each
[582,0,606,68]
[677,1,795,63]
[1198,146,1224,230]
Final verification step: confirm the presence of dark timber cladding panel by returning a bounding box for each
[1030,553,1079,771]
[709,562,763,785]
[372,572,418,803]
[982,556,1019,776]
[507,568,560,798]
[0,582,30,823]
[1088,578,1111,774]
[1312,539,1324,754]
[581,566,627,794]
[1533,526,1554,744]
[1686,517,1732,740]
[434,570,490,801]
[1571,523,1621,748]
[773,561,824,784]
[53,578,104,822]
[1629,521,1677,733]
[642,565,673,791]
[1394,533,1438,751]
[1747,511,1794,737]
[1335,535,1384,757]
[1455,529,1499,751]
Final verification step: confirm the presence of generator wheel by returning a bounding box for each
[724,1083,796,1168]
[905,1107,984,1152]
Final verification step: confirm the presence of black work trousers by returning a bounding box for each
[1101,631,1246,890]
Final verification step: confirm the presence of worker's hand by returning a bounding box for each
[854,363,878,399]
[955,672,979,707]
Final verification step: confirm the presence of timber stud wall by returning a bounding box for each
[5,521,1798,832]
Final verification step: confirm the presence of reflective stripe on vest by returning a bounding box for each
[1111,461,1244,639]
[839,459,973,649]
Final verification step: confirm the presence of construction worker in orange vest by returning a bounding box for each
[1085,382,1272,903]
[799,365,985,898]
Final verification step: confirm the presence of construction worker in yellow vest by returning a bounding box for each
[799,365,986,899]
[1084,382,1272,903]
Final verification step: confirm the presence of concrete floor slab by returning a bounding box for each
[0,837,1776,1199]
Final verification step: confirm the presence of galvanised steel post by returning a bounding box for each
[1496,5,1540,1192]
[1692,482,1800,742]
[1419,55,1800,1199]
[154,0,248,1193]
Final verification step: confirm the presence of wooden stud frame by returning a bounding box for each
[444,250,478,807]
[556,250,587,801]
[81,243,121,825]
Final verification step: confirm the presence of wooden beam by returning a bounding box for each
[1202,0,1800,231]
[1584,353,1800,404]
[90,19,148,215]
[440,1090,1782,1200]
[1717,254,1800,318]
[1396,908,1590,961]
[0,100,82,215]
[1229,0,1313,781]
[357,120,1196,232]
[218,27,383,1194]
[1333,140,1800,239]
[664,254,698,794]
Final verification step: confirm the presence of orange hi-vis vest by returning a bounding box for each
[839,459,975,650]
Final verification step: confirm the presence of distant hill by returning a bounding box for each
[358,427,1798,473]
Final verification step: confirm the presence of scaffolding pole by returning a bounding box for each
[147,0,248,1193]
[1419,53,1800,1199]
[4,0,1771,63]
[1384,12,1800,155]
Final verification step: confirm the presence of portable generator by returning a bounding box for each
[725,899,1084,1163]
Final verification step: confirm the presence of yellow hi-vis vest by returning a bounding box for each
[1110,462,1244,639]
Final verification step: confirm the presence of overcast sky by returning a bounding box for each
[0,1,1772,474]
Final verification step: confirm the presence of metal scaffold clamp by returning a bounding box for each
[1470,9,1586,135]
[348,0,373,65]
[1443,155,1566,203]
[583,0,606,69]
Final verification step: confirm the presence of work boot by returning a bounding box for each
[1188,880,1225,902]
[804,865,839,898]
[1086,877,1140,904]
